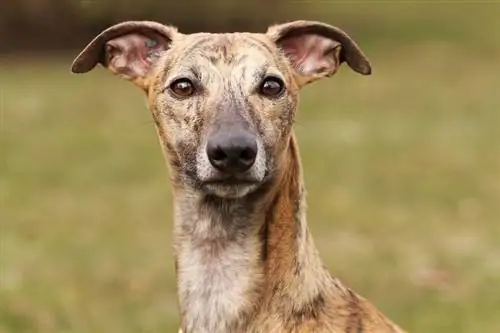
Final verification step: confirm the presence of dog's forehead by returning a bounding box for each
[171,32,281,67]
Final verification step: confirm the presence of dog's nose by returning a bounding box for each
[206,132,258,174]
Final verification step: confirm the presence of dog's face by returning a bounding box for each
[72,21,371,198]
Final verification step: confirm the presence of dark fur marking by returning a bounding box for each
[164,140,182,171]
[293,184,305,277]
[218,36,232,63]
[292,293,326,320]
[242,94,264,137]
[346,289,364,333]
[259,217,269,263]
[182,36,213,57]
[192,117,202,135]
[259,189,282,265]
[280,292,326,331]
[161,106,182,127]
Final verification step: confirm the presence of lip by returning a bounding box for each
[202,177,260,186]
[197,174,267,198]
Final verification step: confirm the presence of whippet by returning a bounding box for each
[71,20,406,333]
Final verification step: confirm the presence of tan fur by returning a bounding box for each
[71,20,406,333]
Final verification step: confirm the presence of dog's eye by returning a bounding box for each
[259,77,285,97]
[169,78,195,98]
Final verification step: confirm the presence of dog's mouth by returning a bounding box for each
[203,176,260,186]
[200,176,263,198]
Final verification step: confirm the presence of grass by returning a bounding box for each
[2,4,500,333]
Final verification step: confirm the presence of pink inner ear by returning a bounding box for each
[280,34,340,76]
[106,33,166,78]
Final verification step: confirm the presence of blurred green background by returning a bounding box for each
[2,1,500,332]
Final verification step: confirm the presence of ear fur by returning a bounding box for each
[71,21,178,90]
[267,20,371,85]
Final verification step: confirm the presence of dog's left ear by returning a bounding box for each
[71,21,178,91]
[267,20,371,86]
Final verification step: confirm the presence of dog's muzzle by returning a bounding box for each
[196,127,266,198]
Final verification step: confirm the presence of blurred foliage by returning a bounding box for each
[2,1,499,54]
[0,0,309,52]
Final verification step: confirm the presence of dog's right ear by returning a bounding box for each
[71,21,178,91]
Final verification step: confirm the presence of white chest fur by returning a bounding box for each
[177,233,260,333]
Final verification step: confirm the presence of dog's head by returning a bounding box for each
[71,20,371,199]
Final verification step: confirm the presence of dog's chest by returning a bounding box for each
[177,237,259,332]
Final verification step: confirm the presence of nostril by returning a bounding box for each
[240,147,256,162]
[210,147,227,162]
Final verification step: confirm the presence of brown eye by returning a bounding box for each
[169,78,195,98]
[259,77,285,97]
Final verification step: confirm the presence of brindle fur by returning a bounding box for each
[71,20,406,333]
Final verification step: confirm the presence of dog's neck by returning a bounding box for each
[170,134,335,332]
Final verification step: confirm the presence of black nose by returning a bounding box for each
[206,132,258,174]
